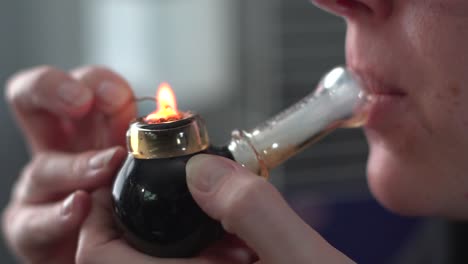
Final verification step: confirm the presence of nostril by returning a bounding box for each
[338,0,393,19]
[336,0,372,13]
[314,0,394,20]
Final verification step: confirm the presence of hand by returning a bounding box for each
[75,188,257,264]
[186,154,356,264]
[5,65,135,153]
[2,66,136,263]
[75,154,355,264]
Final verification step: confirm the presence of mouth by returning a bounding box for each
[350,68,409,130]
[352,69,406,97]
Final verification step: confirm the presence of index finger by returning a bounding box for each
[70,66,137,148]
[5,66,94,152]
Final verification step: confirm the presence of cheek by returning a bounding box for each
[399,1,468,163]
[419,81,468,149]
[400,1,468,76]
[362,0,468,217]
[365,87,468,217]
[365,80,468,216]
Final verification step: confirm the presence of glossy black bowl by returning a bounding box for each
[112,147,232,258]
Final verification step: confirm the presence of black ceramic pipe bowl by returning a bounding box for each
[112,146,233,258]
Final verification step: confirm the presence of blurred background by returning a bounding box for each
[0,0,466,263]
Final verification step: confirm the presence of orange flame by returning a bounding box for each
[145,82,183,123]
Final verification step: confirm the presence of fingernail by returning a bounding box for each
[186,155,233,192]
[61,193,75,216]
[97,81,131,107]
[89,148,118,170]
[58,82,92,107]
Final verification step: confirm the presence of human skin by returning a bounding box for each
[5,0,468,263]
[313,0,468,218]
[2,66,135,263]
[74,159,353,264]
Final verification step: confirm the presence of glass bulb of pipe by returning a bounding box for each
[228,66,368,176]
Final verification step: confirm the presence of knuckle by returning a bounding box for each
[5,65,63,105]
[2,206,25,254]
[223,177,271,228]
[71,152,90,180]
[2,206,14,239]
[4,70,28,104]
[15,154,50,201]
[14,162,37,200]
[30,65,65,91]
[31,152,49,167]
[5,72,21,102]
[27,154,49,185]
[72,65,130,95]
[73,65,117,80]
[34,65,60,77]
[85,65,113,74]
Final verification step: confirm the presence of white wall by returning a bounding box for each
[80,0,239,111]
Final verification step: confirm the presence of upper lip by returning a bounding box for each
[350,68,407,97]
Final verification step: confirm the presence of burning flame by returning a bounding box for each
[145,82,183,123]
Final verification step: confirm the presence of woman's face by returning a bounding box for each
[313,0,468,218]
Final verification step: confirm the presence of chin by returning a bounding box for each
[365,142,439,217]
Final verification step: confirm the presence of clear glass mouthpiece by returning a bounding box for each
[228,66,369,176]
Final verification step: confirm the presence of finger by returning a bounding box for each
[6,66,94,117]
[77,189,251,264]
[5,66,94,152]
[71,66,136,147]
[199,234,258,264]
[14,146,126,204]
[4,191,91,254]
[76,188,168,264]
[70,66,134,115]
[186,155,355,264]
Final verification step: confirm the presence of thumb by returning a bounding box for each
[186,154,355,264]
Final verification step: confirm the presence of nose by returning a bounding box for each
[312,0,392,20]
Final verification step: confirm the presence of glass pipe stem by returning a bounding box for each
[228,66,368,176]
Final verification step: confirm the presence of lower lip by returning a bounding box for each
[363,94,408,130]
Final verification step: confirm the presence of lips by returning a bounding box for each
[352,69,406,96]
[351,68,408,130]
